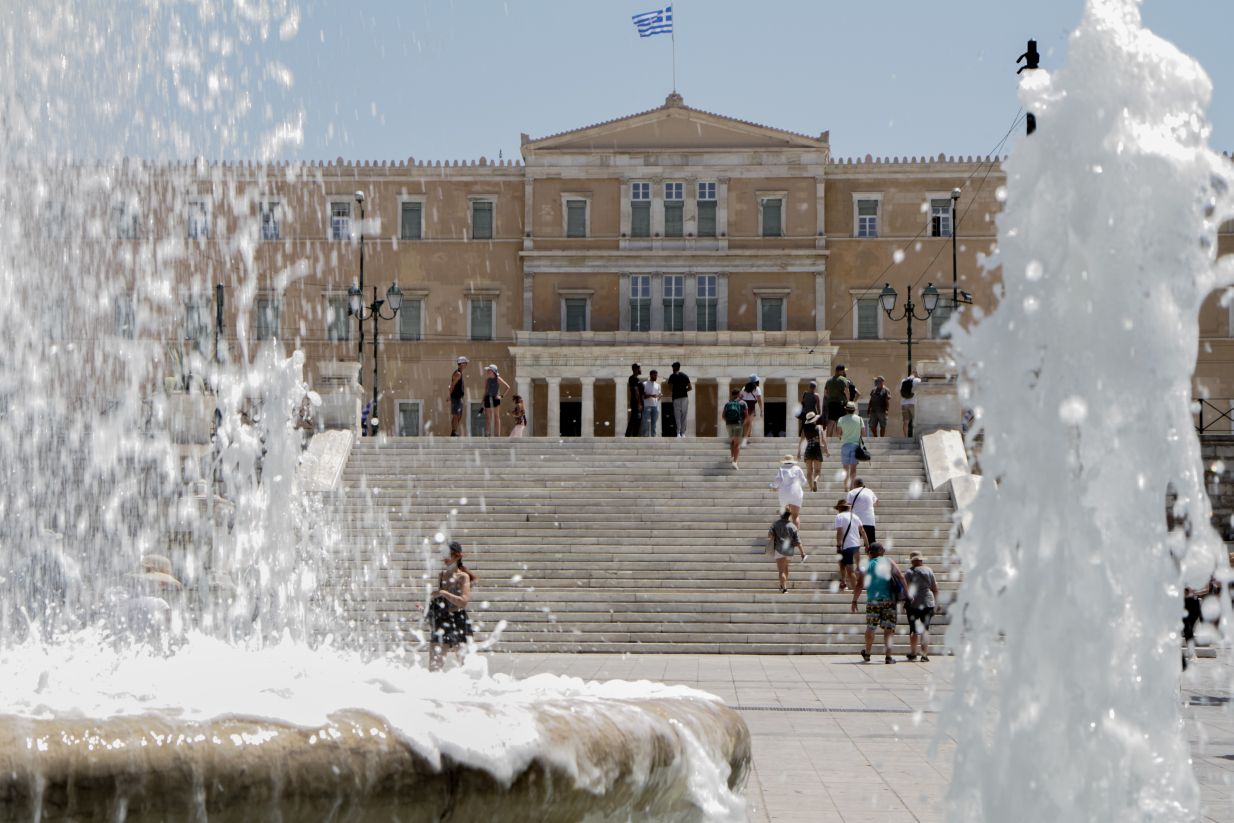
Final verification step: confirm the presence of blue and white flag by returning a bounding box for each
[632,5,673,38]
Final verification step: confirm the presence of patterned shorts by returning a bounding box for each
[866,600,897,631]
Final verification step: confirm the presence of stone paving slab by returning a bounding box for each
[485,652,1234,822]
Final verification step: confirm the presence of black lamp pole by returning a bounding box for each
[950,188,961,308]
[349,282,403,435]
[355,192,366,366]
[880,282,940,377]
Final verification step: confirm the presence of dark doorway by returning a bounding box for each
[560,401,582,437]
[661,403,677,437]
[764,402,787,437]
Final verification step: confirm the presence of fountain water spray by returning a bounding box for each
[945,1,1234,819]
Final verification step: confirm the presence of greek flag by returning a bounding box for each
[632,5,673,38]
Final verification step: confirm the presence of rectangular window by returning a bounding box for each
[566,199,587,238]
[260,201,280,241]
[856,297,881,339]
[564,297,589,332]
[662,274,684,331]
[759,297,785,332]
[185,299,211,349]
[857,198,879,238]
[761,198,783,237]
[471,200,494,240]
[631,182,651,238]
[255,296,280,341]
[930,198,953,237]
[398,298,423,341]
[187,200,209,240]
[114,294,136,339]
[696,274,718,331]
[470,297,494,341]
[326,295,350,342]
[930,303,954,339]
[400,202,422,240]
[114,205,139,240]
[330,201,351,241]
[629,275,651,332]
[396,401,422,437]
[664,182,684,237]
[697,182,717,237]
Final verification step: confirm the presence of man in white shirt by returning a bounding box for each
[641,369,663,437]
[900,370,923,437]
[833,499,869,591]
[846,479,879,544]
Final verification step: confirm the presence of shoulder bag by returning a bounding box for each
[855,435,871,462]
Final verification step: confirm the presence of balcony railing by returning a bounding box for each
[513,330,831,347]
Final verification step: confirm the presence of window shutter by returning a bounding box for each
[401,203,422,240]
[566,200,586,238]
[399,299,422,340]
[856,298,880,339]
[472,202,494,240]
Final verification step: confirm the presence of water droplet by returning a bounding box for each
[459,496,468,505]
[1058,396,1088,425]
[1025,260,1044,281]
[1212,460,1226,475]
[433,532,445,544]
[893,249,905,264]
[995,186,1008,202]
[1023,296,1039,314]
[908,479,924,499]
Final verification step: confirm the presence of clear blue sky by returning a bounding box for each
[262,0,1234,163]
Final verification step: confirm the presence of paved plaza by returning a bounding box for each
[488,653,1234,822]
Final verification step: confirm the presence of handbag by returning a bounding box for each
[855,436,871,462]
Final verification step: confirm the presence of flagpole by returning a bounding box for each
[671,5,677,92]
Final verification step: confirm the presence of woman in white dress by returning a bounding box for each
[769,454,808,528]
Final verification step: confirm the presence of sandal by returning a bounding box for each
[860,649,870,662]
[885,655,896,665]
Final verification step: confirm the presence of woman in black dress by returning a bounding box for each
[802,411,829,492]
[427,541,476,671]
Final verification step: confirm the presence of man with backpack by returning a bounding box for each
[722,388,748,468]
[900,369,923,437]
[823,364,855,438]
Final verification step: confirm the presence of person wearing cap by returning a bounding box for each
[738,375,763,446]
[823,364,855,438]
[767,509,808,594]
[448,357,469,437]
[903,550,939,662]
[801,410,829,492]
[867,376,892,438]
[851,542,908,664]
[625,363,644,437]
[838,401,865,491]
[797,380,822,457]
[482,364,511,437]
[769,454,808,528]
[833,498,868,591]
[428,541,477,671]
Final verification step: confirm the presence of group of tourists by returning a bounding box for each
[448,357,527,438]
[626,362,694,438]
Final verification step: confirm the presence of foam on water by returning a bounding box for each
[944,1,1234,820]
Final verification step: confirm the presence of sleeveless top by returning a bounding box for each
[450,369,465,400]
[437,568,468,612]
[513,406,527,426]
[486,376,500,398]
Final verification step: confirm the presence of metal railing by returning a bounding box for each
[1195,399,1234,434]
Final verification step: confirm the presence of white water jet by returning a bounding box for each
[945,1,1234,820]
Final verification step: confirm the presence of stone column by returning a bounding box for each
[685,379,697,437]
[579,377,596,439]
[516,376,532,436]
[546,377,561,438]
[614,376,626,437]
[715,376,731,437]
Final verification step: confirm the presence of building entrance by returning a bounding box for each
[764,402,787,438]
[560,401,582,437]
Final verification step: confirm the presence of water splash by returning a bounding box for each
[944,1,1234,820]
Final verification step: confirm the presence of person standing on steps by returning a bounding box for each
[739,375,763,446]
[641,369,663,437]
[666,362,692,438]
[509,395,527,437]
[901,369,923,438]
[801,411,829,491]
[483,365,511,437]
[767,509,808,594]
[846,478,879,545]
[838,401,865,491]
[722,388,748,468]
[769,454,808,528]
[625,363,644,437]
[448,356,469,437]
[904,551,939,662]
[852,542,908,665]
[867,376,891,438]
[823,365,854,439]
[427,541,476,671]
[833,499,868,591]
[797,380,822,457]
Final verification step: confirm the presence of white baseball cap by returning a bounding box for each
[457,356,469,365]
[486,364,499,373]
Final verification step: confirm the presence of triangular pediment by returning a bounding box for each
[524,95,826,154]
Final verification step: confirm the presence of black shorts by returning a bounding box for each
[906,606,934,635]
[826,401,845,422]
[862,524,876,544]
[838,546,860,566]
[483,395,501,409]
[451,396,464,415]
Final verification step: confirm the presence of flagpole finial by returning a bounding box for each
[665,92,684,108]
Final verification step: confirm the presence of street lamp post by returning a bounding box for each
[880,282,940,377]
[349,282,403,436]
[354,191,366,365]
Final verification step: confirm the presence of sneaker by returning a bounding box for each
[919,655,930,663]
[742,439,749,448]
[906,654,918,662]
[860,649,870,662]
[885,655,896,665]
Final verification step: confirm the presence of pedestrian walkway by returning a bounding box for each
[487,653,1234,822]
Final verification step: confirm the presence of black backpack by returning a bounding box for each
[900,377,916,399]
[723,400,745,424]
